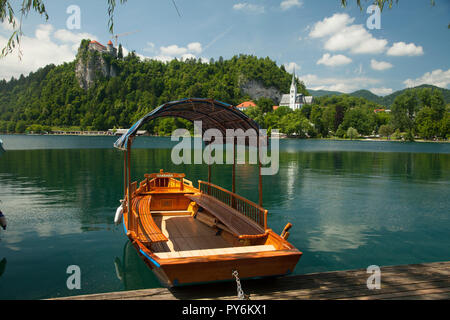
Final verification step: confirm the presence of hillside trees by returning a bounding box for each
[0,39,448,140]
[0,51,299,135]
[391,88,448,140]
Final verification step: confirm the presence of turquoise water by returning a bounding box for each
[0,135,449,299]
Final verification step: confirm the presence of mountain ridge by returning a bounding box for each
[308,85,450,107]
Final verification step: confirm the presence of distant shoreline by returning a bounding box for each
[0,133,448,144]
[311,137,449,144]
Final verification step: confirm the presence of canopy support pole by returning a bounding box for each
[258,135,263,208]
[232,137,237,209]
[208,143,212,184]
[232,137,236,194]
[123,151,127,201]
[127,139,132,231]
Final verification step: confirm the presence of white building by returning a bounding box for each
[236,101,257,112]
[279,70,314,110]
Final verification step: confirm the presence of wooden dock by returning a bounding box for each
[53,261,449,300]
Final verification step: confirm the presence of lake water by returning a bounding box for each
[0,135,449,299]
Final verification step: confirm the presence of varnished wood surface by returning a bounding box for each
[152,215,233,253]
[52,261,450,300]
[156,245,276,259]
[186,194,265,236]
[128,195,168,243]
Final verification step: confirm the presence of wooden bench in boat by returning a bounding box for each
[132,195,168,244]
[186,194,266,238]
[155,245,276,259]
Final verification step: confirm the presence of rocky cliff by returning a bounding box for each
[239,78,282,104]
[75,41,119,90]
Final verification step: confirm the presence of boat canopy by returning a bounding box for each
[114,98,261,151]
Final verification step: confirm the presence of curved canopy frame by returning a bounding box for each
[114,98,261,151]
[115,98,265,208]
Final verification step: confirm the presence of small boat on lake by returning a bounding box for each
[0,139,4,154]
[0,210,6,230]
[114,98,302,287]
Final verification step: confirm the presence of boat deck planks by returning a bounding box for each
[52,261,450,300]
[153,215,233,253]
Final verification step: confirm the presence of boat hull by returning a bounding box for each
[128,234,302,287]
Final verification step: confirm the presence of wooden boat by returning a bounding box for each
[114,98,302,287]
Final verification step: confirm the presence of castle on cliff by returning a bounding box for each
[88,40,117,58]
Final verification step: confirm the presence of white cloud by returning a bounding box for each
[309,13,388,54]
[317,53,352,67]
[160,44,188,56]
[370,87,393,96]
[370,59,393,71]
[1,17,18,32]
[35,24,53,42]
[120,46,130,56]
[181,53,197,61]
[280,0,303,11]
[283,62,301,74]
[53,29,98,51]
[387,42,424,56]
[0,24,98,80]
[233,3,265,14]
[147,41,205,62]
[159,42,202,57]
[187,42,203,54]
[53,29,96,43]
[0,22,205,79]
[302,73,380,93]
[309,13,354,39]
[149,55,173,63]
[324,24,387,54]
[310,14,424,58]
[403,69,450,88]
[120,45,150,62]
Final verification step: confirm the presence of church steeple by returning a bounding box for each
[290,68,297,109]
[291,68,296,87]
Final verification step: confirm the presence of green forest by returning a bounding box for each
[0,41,448,141]
[0,42,304,135]
[246,87,449,141]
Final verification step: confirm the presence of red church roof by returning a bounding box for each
[237,101,257,109]
[107,40,113,46]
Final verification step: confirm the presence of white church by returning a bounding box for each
[279,70,314,110]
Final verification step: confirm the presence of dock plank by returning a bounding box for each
[51,261,450,300]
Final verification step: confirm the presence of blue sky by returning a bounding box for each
[0,0,449,95]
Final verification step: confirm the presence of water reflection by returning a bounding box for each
[0,138,448,298]
[0,258,6,279]
[277,151,449,182]
[307,224,371,253]
[113,241,160,291]
[0,138,5,155]
[255,150,449,258]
